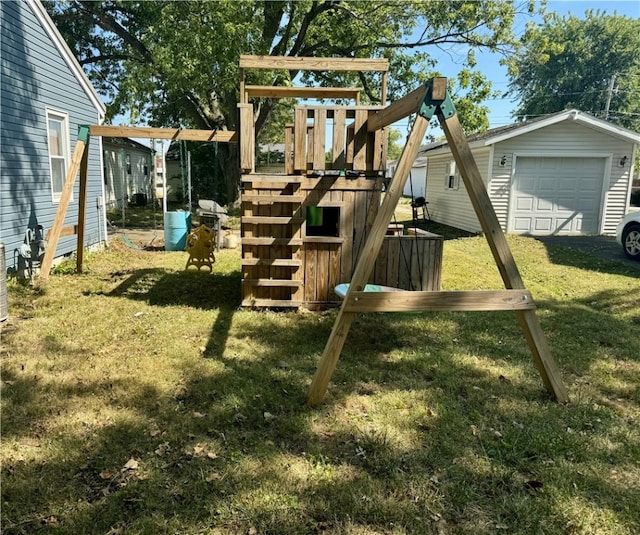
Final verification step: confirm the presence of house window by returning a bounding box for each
[46,110,70,202]
[126,154,132,175]
[445,160,459,190]
[306,206,340,237]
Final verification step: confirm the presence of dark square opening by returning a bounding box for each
[306,206,340,237]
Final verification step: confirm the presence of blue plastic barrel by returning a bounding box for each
[164,211,191,251]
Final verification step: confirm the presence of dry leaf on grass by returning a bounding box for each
[123,458,139,471]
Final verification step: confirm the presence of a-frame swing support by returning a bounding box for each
[307,78,568,406]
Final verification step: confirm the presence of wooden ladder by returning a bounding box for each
[241,175,305,307]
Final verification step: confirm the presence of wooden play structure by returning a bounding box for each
[238,56,442,308]
[40,55,567,404]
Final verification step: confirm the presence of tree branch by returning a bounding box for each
[77,1,153,63]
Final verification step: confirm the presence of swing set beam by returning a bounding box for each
[38,125,235,283]
[307,77,568,406]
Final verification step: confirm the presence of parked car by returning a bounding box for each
[616,211,640,260]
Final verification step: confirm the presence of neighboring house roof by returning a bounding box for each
[420,109,640,155]
[103,137,153,153]
[387,156,427,169]
[27,0,105,119]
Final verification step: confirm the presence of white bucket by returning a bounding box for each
[223,233,238,249]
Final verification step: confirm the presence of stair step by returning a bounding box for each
[241,238,302,246]
[242,194,304,204]
[242,259,301,267]
[242,216,303,225]
[243,279,303,287]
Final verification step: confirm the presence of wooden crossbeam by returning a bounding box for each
[343,290,536,313]
[89,125,237,143]
[240,55,389,72]
[245,85,361,101]
[367,84,429,132]
[46,225,77,240]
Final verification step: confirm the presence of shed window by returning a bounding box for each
[306,206,340,237]
[445,160,459,190]
[47,110,70,202]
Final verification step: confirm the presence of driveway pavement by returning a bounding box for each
[534,235,639,270]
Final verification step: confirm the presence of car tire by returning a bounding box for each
[622,223,640,260]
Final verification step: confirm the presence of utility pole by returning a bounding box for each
[604,73,617,120]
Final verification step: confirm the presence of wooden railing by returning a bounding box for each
[239,105,388,174]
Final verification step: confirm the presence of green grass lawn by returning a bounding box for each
[1,232,639,534]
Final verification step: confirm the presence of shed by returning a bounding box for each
[1,0,106,275]
[387,156,428,199]
[102,137,153,209]
[420,110,640,235]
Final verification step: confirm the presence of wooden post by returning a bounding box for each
[239,68,246,104]
[307,113,431,406]
[238,104,254,172]
[439,112,568,403]
[39,125,90,283]
[76,134,90,273]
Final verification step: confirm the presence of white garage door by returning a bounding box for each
[510,157,605,235]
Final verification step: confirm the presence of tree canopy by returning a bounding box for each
[506,10,640,131]
[45,0,540,201]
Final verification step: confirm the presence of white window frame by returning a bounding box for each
[46,109,72,203]
[445,159,460,190]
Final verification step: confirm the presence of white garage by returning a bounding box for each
[419,110,640,236]
[510,156,605,235]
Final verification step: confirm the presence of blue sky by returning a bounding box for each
[427,0,640,132]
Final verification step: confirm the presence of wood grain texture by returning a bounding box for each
[440,112,568,403]
[343,290,536,313]
[89,125,237,143]
[308,113,431,406]
[239,55,389,72]
[39,139,87,281]
[76,141,90,274]
[245,86,361,100]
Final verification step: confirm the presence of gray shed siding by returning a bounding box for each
[1,0,104,271]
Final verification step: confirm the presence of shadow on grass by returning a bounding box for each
[534,236,640,278]
[3,279,639,533]
[91,268,242,311]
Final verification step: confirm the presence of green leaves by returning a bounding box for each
[507,11,640,130]
[45,0,541,199]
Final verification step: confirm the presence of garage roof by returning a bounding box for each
[420,109,640,155]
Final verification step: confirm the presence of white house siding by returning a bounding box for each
[494,121,634,235]
[402,158,428,198]
[1,1,105,271]
[424,147,491,233]
[102,141,152,209]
